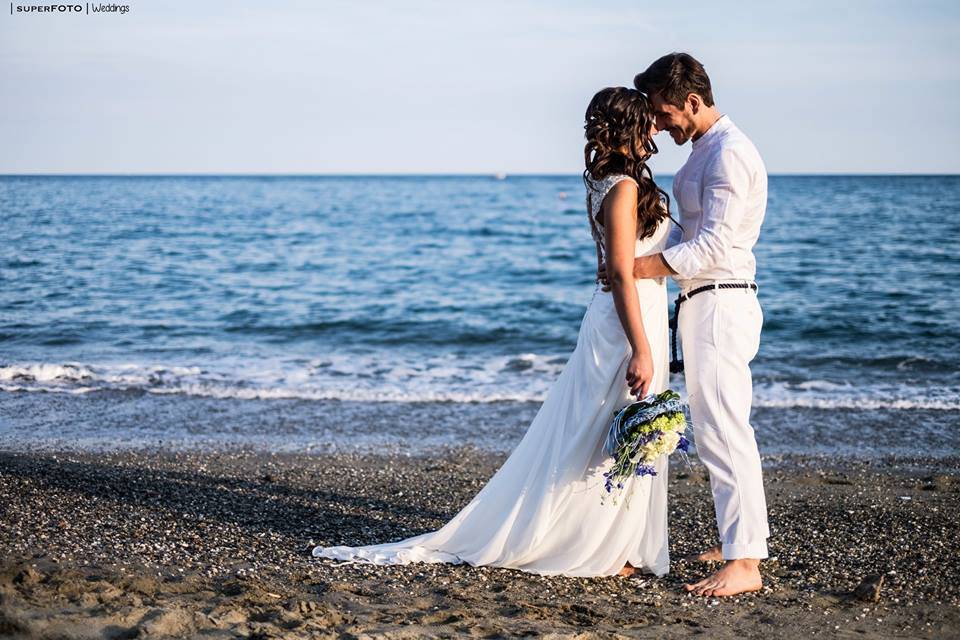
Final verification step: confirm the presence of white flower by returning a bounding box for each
[662,430,680,452]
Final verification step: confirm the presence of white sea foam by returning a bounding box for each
[0,362,94,382]
[751,381,960,411]
[1,360,958,410]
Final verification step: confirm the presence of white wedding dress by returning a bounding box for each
[312,174,672,577]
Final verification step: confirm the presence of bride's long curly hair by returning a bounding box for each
[583,87,670,240]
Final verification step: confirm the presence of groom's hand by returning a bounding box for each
[597,263,612,291]
[598,259,646,290]
[633,254,676,279]
[598,255,674,290]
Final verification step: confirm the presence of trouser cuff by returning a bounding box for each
[722,540,768,560]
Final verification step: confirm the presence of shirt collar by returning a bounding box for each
[691,114,731,150]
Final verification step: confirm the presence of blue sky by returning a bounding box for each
[1,0,958,174]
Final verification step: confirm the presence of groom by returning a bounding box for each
[601,52,769,597]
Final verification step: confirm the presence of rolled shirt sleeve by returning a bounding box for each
[661,148,752,280]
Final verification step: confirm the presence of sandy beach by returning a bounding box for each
[0,446,957,639]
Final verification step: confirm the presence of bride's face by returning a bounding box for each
[618,121,658,160]
[638,121,659,159]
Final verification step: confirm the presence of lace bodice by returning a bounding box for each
[585,174,671,262]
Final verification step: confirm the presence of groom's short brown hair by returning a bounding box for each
[634,52,714,109]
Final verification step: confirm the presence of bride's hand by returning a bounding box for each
[626,349,653,398]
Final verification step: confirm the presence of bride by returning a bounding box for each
[313,87,674,578]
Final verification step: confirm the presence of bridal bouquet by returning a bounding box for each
[601,389,690,503]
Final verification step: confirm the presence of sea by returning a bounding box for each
[1,175,958,457]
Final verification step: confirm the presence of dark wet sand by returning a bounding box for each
[1,446,958,639]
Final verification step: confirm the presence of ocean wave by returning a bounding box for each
[752,384,960,411]
[219,318,551,348]
[0,362,203,385]
[3,257,45,268]
[748,379,960,411]
[1,360,958,411]
[780,354,959,374]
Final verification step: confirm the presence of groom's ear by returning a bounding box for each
[687,93,702,115]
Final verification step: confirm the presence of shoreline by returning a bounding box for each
[1,446,958,638]
[2,390,958,459]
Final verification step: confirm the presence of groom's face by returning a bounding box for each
[650,93,696,146]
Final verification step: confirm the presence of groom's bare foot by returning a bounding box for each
[685,544,723,562]
[618,562,637,577]
[684,559,762,597]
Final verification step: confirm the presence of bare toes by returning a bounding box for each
[696,580,720,596]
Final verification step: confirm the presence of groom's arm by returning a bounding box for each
[598,233,676,287]
[631,215,684,277]
[650,148,752,280]
[599,250,674,288]
[600,149,750,285]
[631,253,676,278]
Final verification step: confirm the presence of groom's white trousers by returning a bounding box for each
[678,285,770,560]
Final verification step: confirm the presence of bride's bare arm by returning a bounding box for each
[602,181,654,398]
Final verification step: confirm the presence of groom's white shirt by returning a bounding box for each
[662,115,767,290]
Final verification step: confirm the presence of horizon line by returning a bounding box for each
[2,172,959,178]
